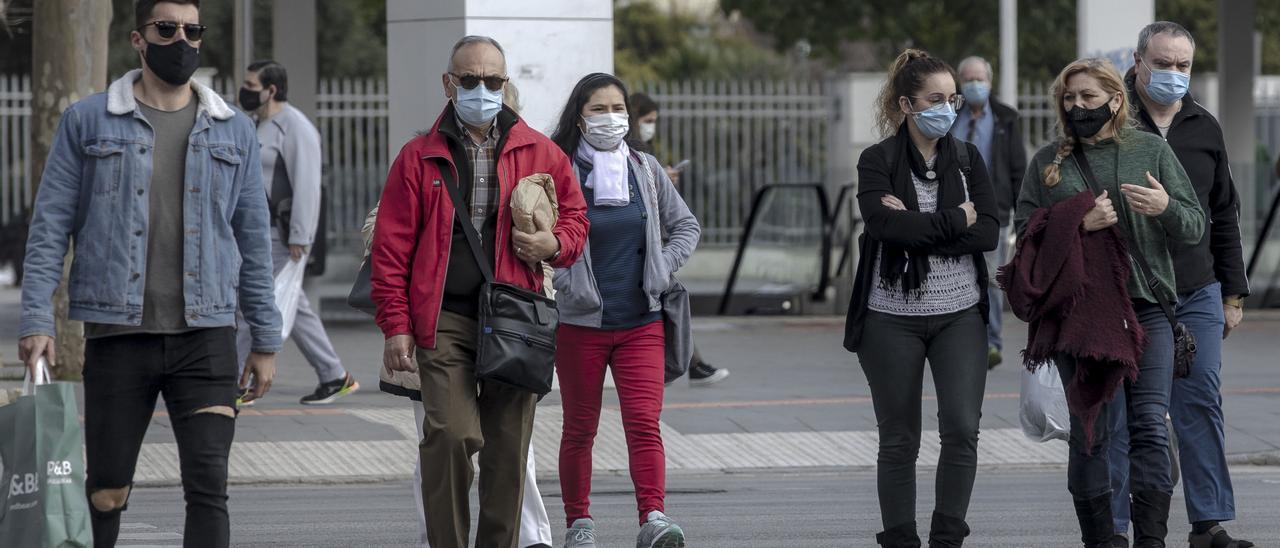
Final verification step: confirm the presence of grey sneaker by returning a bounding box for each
[565,518,597,548]
[636,511,685,548]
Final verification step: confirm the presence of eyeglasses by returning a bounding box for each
[449,73,508,92]
[909,94,965,111]
[137,20,207,42]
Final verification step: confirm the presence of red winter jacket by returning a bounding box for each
[370,107,588,348]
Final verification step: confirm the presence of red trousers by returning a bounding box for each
[555,319,667,526]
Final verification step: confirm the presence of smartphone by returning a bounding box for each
[672,159,692,172]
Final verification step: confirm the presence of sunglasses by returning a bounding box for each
[137,20,207,42]
[450,73,508,92]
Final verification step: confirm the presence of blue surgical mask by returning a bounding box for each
[452,82,503,127]
[911,101,957,139]
[961,81,990,107]
[1144,63,1190,106]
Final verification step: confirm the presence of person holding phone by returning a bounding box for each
[631,92,730,387]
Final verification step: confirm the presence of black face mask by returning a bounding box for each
[1066,102,1114,139]
[143,39,200,86]
[239,87,265,112]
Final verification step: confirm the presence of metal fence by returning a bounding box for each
[212,77,389,250]
[6,73,1280,255]
[639,80,833,245]
[0,75,32,226]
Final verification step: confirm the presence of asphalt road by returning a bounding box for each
[121,466,1280,547]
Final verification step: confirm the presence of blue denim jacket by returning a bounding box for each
[20,70,282,352]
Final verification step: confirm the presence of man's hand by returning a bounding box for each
[1120,172,1170,217]
[1083,190,1119,232]
[959,201,977,227]
[383,334,417,374]
[512,213,560,264]
[18,335,56,380]
[239,352,276,402]
[1224,299,1244,339]
[289,244,307,262]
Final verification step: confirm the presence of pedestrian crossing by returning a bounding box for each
[117,522,182,547]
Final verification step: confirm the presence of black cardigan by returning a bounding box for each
[1125,72,1250,298]
[843,135,1000,352]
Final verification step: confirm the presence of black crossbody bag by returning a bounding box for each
[1070,147,1195,378]
[438,159,559,396]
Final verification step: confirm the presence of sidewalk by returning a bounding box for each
[2,286,1279,485]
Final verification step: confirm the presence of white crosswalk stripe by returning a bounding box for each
[117,522,182,547]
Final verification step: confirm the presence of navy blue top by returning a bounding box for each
[578,160,662,330]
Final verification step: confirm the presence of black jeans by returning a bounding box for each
[857,307,989,530]
[84,327,240,548]
[1058,303,1175,500]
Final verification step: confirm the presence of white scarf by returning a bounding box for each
[575,137,630,206]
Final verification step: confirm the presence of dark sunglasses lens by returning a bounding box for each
[184,25,205,40]
[154,22,178,39]
[456,75,481,90]
[483,77,505,91]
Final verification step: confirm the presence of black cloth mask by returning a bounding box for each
[144,39,200,86]
[239,87,265,112]
[1067,102,1114,139]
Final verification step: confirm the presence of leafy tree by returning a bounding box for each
[1157,0,1280,74]
[104,0,386,81]
[721,0,1280,82]
[614,1,817,84]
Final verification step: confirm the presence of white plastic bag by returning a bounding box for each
[1019,362,1070,442]
[273,255,307,339]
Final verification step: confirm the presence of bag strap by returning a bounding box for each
[22,357,52,394]
[952,138,972,177]
[436,158,495,283]
[1069,146,1178,330]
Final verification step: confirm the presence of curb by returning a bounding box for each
[1227,451,1280,466]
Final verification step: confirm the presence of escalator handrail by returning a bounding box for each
[718,183,828,315]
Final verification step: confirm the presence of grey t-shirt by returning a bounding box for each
[86,97,198,338]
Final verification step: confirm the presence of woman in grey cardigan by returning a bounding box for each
[549,73,700,548]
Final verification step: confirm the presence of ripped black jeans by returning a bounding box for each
[84,327,239,548]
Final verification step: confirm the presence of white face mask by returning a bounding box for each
[581,113,629,151]
[638,121,656,142]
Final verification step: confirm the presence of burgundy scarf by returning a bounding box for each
[998,191,1148,446]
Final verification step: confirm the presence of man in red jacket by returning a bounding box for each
[369,35,588,548]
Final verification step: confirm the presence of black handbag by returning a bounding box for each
[1070,147,1196,378]
[438,159,559,396]
[347,257,375,316]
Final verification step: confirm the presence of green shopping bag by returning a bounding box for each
[0,359,92,547]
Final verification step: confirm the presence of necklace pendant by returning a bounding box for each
[925,170,936,180]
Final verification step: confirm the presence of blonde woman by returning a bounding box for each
[1012,58,1204,548]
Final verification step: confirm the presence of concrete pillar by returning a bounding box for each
[272,0,318,119]
[826,73,885,192]
[385,0,613,156]
[999,0,1017,105]
[1219,0,1260,257]
[233,0,253,84]
[1077,0,1153,73]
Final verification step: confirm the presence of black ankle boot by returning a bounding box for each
[876,521,922,548]
[1072,493,1116,548]
[1130,490,1171,547]
[927,511,970,547]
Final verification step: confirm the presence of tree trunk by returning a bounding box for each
[30,0,111,380]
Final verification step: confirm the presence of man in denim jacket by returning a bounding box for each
[16,1,278,546]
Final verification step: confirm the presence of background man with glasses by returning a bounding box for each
[17,1,279,546]
[370,35,588,548]
[949,55,1026,370]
